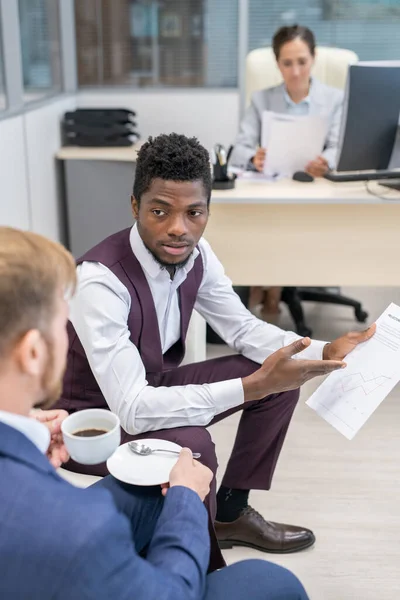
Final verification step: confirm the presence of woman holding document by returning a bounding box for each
[230,24,343,177]
[230,24,344,318]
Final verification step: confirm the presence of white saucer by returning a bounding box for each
[107,439,182,486]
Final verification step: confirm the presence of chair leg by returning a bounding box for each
[281,287,313,337]
[234,286,250,307]
[206,286,251,344]
[297,289,369,323]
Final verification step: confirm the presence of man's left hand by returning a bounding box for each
[323,324,376,362]
[30,409,70,468]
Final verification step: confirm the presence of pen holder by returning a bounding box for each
[212,176,236,190]
[212,163,236,190]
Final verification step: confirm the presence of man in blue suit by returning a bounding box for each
[0,227,309,599]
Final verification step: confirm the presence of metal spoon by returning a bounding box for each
[128,441,201,460]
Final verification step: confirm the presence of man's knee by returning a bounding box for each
[286,387,300,403]
[256,386,300,407]
[175,427,218,474]
[207,559,308,600]
[242,560,307,599]
[245,560,308,599]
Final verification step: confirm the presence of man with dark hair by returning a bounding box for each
[133,132,212,208]
[0,226,311,600]
[57,133,374,570]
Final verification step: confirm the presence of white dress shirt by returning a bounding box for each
[0,410,50,453]
[70,225,326,435]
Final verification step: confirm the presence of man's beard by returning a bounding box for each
[144,240,194,271]
[36,380,63,411]
[34,339,65,410]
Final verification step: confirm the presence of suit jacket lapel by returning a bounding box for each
[119,252,164,374]
[178,255,203,344]
[268,83,287,113]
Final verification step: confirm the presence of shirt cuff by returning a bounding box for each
[209,378,244,416]
[164,486,208,520]
[321,149,336,171]
[296,339,327,361]
[247,158,257,171]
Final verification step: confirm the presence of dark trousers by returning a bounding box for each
[71,355,300,570]
[94,476,309,600]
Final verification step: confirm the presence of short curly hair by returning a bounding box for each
[133,133,212,205]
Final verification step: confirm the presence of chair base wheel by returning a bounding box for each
[355,309,368,323]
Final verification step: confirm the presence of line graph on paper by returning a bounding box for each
[332,372,391,399]
[307,303,400,439]
[307,364,396,439]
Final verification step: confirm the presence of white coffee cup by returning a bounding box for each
[61,409,121,465]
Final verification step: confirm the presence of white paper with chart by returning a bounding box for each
[307,303,400,440]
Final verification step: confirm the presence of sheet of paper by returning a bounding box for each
[235,170,282,182]
[307,303,400,440]
[261,111,297,149]
[261,111,327,177]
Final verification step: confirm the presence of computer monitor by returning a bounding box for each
[325,61,400,187]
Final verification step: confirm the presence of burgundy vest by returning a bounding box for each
[57,228,203,413]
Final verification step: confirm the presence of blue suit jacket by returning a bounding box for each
[0,422,209,600]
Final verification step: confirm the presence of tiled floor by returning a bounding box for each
[208,286,400,600]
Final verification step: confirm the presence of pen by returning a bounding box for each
[219,147,227,165]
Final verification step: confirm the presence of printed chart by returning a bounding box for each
[307,303,400,439]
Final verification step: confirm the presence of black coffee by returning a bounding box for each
[72,428,109,437]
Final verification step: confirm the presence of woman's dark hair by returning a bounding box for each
[272,25,316,60]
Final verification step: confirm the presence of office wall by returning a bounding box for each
[24,96,76,241]
[0,116,30,230]
[0,91,238,241]
[77,90,240,151]
[0,95,76,242]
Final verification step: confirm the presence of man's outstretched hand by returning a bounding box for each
[242,337,345,402]
[323,324,376,361]
[242,325,376,402]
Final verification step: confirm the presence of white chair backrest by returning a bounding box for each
[245,46,359,105]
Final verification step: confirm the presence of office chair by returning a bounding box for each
[206,285,368,343]
[207,46,367,342]
[245,46,358,104]
[281,287,368,337]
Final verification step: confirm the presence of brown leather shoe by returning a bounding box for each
[215,506,315,554]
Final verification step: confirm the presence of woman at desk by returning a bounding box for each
[231,24,343,177]
[230,24,344,318]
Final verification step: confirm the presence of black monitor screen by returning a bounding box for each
[337,64,400,172]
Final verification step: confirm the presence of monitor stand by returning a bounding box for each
[379,179,400,192]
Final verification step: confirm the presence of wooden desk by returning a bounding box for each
[208,178,400,287]
[56,144,400,287]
